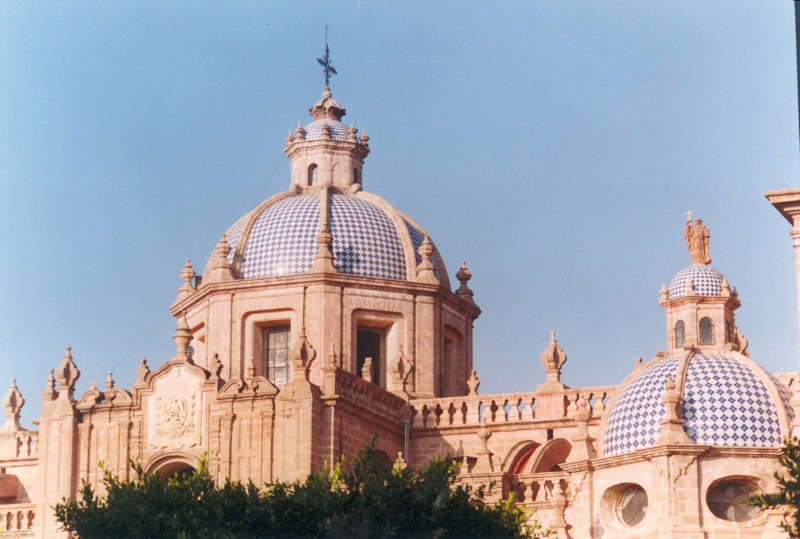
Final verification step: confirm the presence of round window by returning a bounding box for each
[616,485,647,527]
[707,481,761,522]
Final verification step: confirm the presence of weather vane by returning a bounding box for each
[317,26,337,87]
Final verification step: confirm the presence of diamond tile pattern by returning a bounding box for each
[305,119,349,141]
[603,357,679,456]
[239,195,320,278]
[329,194,406,279]
[228,194,408,280]
[683,355,782,447]
[669,265,726,299]
[225,220,245,263]
[603,354,785,456]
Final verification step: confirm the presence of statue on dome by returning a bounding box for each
[684,211,711,265]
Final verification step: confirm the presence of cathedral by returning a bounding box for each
[1,79,799,538]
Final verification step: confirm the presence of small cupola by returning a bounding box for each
[659,214,742,354]
[284,87,370,192]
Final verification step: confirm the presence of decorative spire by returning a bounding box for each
[658,283,669,305]
[173,313,193,362]
[41,369,57,401]
[176,259,196,302]
[3,379,24,430]
[415,235,439,284]
[205,235,235,283]
[684,211,712,265]
[311,188,337,273]
[538,331,568,390]
[56,346,80,396]
[290,327,316,380]
[456,261,476,305]
[104,372,114,392]
[136,359,150,383]
[316,26,337,87]
[656,375,692,445]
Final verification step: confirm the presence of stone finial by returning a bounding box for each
[56,346,80,395]
[720,278,731,297]
[173,313,193,362]
[567,394,597,462]
[205,235,235,283]
[684,213,712,265]
[538,331,567,390]
[390,345,413,393]
[466,370,480,396]
[656,375,691,445]
[294,122,306,141]
[176,259,196,302]
[136,359,150,383]
[393,451,408,472]
[633,357,644,370]
[360,131,369,148]
[456,261,477,305]
[362,357,373,383]
[285,131,294,150]
[41,369,57,401]
[311,223,337,273]
[289,328,316,379]
[347,124,358,142]
[658,283,669,305]
[3,379,24,430]
[104,372,114,392]
[320,123,331,140]
[685,278,696,295]
[415,236,439,284]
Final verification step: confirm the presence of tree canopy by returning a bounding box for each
[55,441,550,538]
[751,436,800,538]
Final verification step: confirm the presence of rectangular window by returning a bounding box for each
[264,327,290,384]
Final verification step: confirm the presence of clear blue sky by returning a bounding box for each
[1,2,798,426]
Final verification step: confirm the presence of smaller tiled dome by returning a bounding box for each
[305,119,349,141]
[602,353,793,456]
[668,265,726,299]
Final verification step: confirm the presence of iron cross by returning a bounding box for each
[317,26,337,87]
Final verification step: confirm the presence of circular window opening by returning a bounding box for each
[617,485,647,527]
[707,481,761,522]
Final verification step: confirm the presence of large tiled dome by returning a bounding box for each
[208,192,443,282]
[668,265,727,299]
[602,353,793,456]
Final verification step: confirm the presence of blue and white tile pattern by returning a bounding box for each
[305,119,350,141]
[239,195,320,278]
[603,357,679,456]
[683,355,782,446]
[329,194,406,279]
[224,194,409,280]
[603,354,785,456]
[669,265,726,299]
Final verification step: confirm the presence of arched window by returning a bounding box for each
[674,320,685,349]
[699,317,714,345]
[308,164,319,186]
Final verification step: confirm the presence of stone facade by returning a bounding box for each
[1,88,799,539]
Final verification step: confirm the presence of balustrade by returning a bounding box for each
[411,387,614,428]
[0,504,35,536]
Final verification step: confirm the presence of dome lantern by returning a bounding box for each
[284,86,369,192]
[662,214,740,355]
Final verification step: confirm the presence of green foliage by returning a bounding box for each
[751,437,800,538]
[54,439,548,538]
